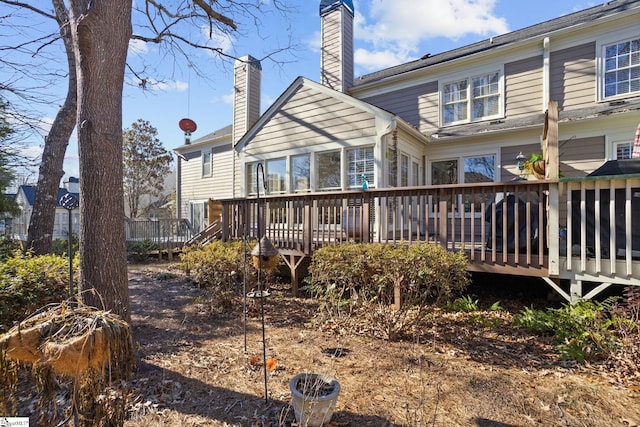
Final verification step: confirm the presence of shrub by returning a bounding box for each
[0,252,70,332]
[51,234,79,256]
[126,239,158,262]
[179,240,276,307]
[0,236,20,261]
[308,242,469,340]
[513,297,621,363]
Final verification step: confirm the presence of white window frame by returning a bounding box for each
[597,35,640,101]
[201,149,212,178]
[266,157,287,194]
[316,150,342,191]
[613,140,633,160]
[440,67,504,126]
[429,153,497,217]
[291,154,311,193]
[347,146,375,189]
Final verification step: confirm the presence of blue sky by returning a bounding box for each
[3,0,599,182]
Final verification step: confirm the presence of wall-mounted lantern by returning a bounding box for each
[516,152,526,173]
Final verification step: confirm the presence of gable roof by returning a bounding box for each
[355,0,640,87]
[175,124,232,153]
[235,76,427,151]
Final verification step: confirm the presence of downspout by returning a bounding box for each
[543,37,550,111]
[376,117,397,189]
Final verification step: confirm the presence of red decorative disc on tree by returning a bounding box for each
[179,118,197,134]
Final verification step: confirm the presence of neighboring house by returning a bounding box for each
[12,177,80,243]
[177,0,640,205]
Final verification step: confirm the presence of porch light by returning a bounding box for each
[516,152,526,171]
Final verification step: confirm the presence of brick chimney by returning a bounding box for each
[233,55,262,145]
[320,0,354,92]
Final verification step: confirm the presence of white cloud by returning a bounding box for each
[148,79,189,92]
[221,91,235,104]
[353,0,509,70]
[354,48,409,71]
[129,39,148,54]
[201,26,234,54]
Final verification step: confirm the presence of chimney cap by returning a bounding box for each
[320,0,354,16]
[235,55,262,70]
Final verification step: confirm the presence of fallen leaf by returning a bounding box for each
[266,357,277,371]
[248,355,260,365]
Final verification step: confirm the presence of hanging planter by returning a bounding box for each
[289,373,341,427]
[525,153,546,179]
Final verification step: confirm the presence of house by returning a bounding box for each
[12,177,80,243]
[176,0,640,300]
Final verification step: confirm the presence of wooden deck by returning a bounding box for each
[218,176,640,302]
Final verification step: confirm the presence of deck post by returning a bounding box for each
[362,192,371,243]
[438,190,449,249]
[221,202,230,242]
[303,197,312,255]
[545,101,560,276]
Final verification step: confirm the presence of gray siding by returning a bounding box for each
[550,42,596,111]
[362,81,439,133]
[505,56,543,118]
[559,135,605,178]
[501,143,540,181]
[245,85,377,155]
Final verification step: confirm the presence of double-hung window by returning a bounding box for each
[201,150,212,177]
[347,147,374,189]
[603,37,640,99]
[442,71,501,125]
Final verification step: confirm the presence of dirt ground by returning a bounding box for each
[125,263,640,427]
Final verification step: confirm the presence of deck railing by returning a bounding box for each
[219,180,552,275]
[559,174,640,283]
[124,218,193,250]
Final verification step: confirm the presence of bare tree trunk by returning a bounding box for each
[69,0,132,322]
[26,0,77,255]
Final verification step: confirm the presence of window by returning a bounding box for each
[347,147,374,189]
[604,38,640,98]
[266,158,286,193]
[412,161,420,186]
[463,155,495,183]
[246,162,263,195]
[432,160,458,185]
[400,154,409,187]
[443,71,500,125]
[316,151,341,190]
[202,150,212,177]
[431,155,495,184]
[615,141,633,160]
[291,154,310,192]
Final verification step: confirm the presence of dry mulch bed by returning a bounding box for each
[124,263,640,427]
